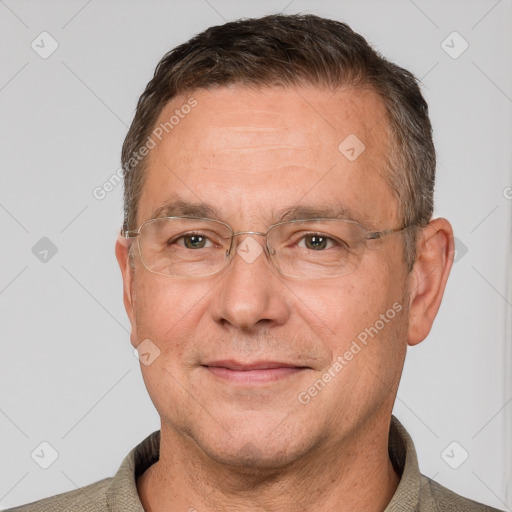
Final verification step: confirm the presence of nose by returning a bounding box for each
[209,234,290,331]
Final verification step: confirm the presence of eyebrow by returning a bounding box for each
[150,197,219,221]
[278,204,365,225]
[149,195,369,227]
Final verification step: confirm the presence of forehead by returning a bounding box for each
[138,85,397,229]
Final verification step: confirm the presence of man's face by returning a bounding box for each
[121,85,413,467]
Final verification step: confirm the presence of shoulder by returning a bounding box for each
[3,477,112,512]
[4,430,160,512]
[422,475,505,512]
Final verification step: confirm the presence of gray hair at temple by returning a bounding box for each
[121,13,435,270]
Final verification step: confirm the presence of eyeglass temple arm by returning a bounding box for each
[120,229,140,238]
[367,224,414,240]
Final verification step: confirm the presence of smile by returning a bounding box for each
[202,360,309,384]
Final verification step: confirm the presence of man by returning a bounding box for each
[7,13,503,512]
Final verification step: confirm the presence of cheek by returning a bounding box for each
[288,277,392,342]
[132,275,213,421]
[342,259,409,383]
[289,252,408,365]
[132,273,211,351]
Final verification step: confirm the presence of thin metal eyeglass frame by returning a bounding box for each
[121,216,413,278]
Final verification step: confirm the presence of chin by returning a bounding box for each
[190,421,318,472]
[204,442,302,471]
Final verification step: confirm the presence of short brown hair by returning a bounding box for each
[121,14,435,269]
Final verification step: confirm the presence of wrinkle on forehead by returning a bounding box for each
[149,84,388,168]
[140,85,398,230]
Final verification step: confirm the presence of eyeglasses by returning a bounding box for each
[122,216,411,279]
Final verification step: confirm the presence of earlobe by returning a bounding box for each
[115,234,138,346]
[406,218,454,346]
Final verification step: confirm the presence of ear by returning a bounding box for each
[406,218,454,346]
[115,233,139,348]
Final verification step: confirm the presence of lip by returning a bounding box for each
[202,360,309,384]
[203,360,305,370]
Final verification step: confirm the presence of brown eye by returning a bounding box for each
[297,233,342,251]
[304,235,328,250]
[183,234,207,249]
[170,232,214,249]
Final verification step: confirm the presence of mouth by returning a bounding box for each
[201,360,310,384]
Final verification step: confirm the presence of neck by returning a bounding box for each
[137,415,400,512]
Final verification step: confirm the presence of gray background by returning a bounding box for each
[1,0,511,509]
